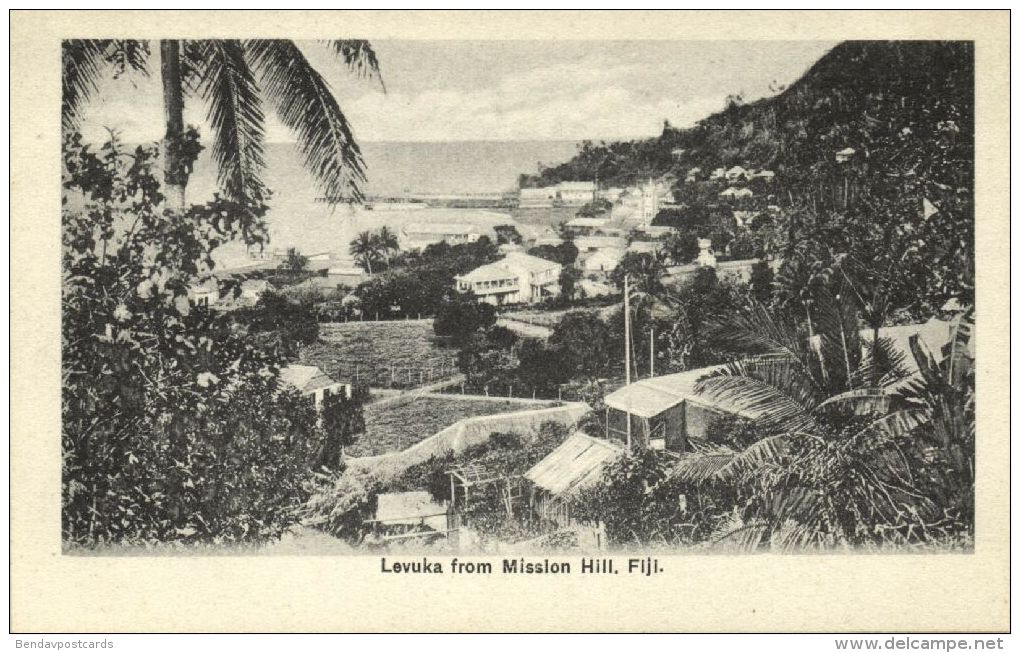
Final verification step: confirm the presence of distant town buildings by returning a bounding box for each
[455,251,562,306]
[399,222,494,250]
[518,181,596,208]
[582,248,625,274]
[599,187,625,203]
[564,216,611,234]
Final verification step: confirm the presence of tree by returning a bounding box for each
[527,242,578,267]
[610,252,665,295]
[494,224,523,246]
[376,225,400,265]
[558,266,582,302]
[318,386,369,471]
[349,230,382,274]
[282,247,309,273]
[433,296,497,342]
[63,38,382,210]
[749,260,775,303]
[548,311,613,379]
[237,290,320,359]
[61,134,323,545]
[663,231,701,265]
[668,295,968,549]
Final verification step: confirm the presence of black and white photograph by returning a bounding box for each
[59,35,978,555]
[10,8,1010,637]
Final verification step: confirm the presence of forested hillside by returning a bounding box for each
[521,41,974,317]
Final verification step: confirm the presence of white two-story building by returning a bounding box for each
[455,252,562,306]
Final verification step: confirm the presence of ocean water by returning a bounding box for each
[185,140,580,267]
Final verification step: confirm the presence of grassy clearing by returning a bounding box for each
[300,321,458,387]
[350,397,537,457]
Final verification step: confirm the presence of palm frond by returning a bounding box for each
[707,299,808,363]
[696,358,820,431]
[710,514,769,551]
[669,447,736,484]
[857,408,930,441]
[196,40,268,205]
[813,286,863,388]
[943,307,975,385]
[62,40,149,131]
[246,39,367,203]
[715,434,790,482]
[854,336,913,389]
[815,388,890,417]
[63,40,107,131]
[325,40,385,91]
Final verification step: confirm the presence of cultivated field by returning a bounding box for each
[300,320,458,388]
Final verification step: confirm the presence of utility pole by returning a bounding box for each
[624,274,632,449]
[650,328,655,378]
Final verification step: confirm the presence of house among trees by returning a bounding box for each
[525,431,623,529]
[582,247,625,274]
[564,216,611,233]
[369,491,451,543]
[554,181,597,205]
[455,251,562,306]
[187,277,220,307]
[725,165,750,182]
[398,222,494,250]
[279,364,351,407]
[574,235,628,254]
[240,278,274,304]
[602,365,762,452]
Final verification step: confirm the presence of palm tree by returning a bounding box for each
[349,230,381,274]
[376,226,399,265]
[669,293,956,550]
[62,39,383,211]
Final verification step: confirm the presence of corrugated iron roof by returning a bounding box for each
[604,365,755,419]
[525,432,623,497]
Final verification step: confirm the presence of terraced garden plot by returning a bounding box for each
[300,320,458,388]
[350,397,536,457]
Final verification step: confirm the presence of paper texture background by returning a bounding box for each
[10,9,1010,633]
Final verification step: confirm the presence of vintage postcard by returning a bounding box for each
[9,9,1010,633]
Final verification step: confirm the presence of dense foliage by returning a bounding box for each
[62,134,328,545]
[433,295,497,342]
[354,238,500,319]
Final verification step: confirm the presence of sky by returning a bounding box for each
[79,40,837,144]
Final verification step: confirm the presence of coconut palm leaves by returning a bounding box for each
[245,39,369,204]
[667,292,963,550]
[62,38,382,206]
[349,230,382,273]
[190,40,268,205]
[62,40,150,132]
[894,307,975,497]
